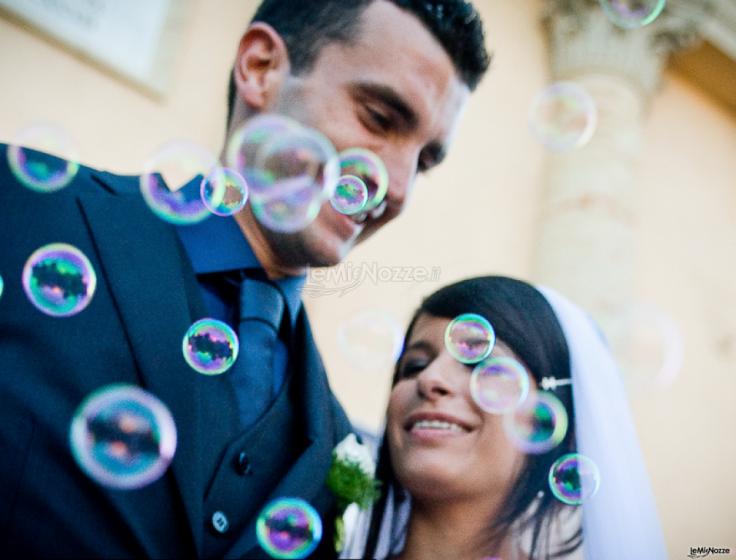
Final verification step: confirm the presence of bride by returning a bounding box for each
[342,276,667,559]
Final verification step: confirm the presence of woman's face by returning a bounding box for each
[387,313,530,503]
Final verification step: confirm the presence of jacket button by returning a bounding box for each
[235,451,252,476]
[211,511,229,534]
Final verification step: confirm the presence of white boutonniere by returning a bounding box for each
[326,433,381,552]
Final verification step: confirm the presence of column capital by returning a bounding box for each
[542,0,714,98]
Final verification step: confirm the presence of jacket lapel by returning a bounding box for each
[224,309,351,558]
[78,173,206,554]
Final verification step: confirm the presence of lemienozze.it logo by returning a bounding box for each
[687,546,732,558]
[303,261,441,297]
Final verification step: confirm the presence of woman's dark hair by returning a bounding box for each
[226,0,491,126]
[363,276,582,559]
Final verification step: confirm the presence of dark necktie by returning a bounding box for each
[231,274,287,429]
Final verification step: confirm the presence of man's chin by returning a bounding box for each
[297,216,362,267]
[303,240,353,268]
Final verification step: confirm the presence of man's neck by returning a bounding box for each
[233,209,306,280]
[219,132,307,281]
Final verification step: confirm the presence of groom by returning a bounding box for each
[0,0,489,557]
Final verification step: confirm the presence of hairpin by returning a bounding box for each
[540,376,572,391]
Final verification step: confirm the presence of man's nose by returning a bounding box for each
[383,148,418,211]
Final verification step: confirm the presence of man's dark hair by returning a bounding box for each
[226,0,491,126]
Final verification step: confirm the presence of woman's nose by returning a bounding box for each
[416,362,454,400]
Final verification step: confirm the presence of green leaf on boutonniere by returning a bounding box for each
[326,454,382,511]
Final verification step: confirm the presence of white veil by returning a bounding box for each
[537,286,668,560]
[342,286,669,559]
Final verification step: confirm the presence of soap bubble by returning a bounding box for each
[201,167,248,216]
[182,319,239,375]
[548,453,601,505]
[7,124,80,192]
[470,357,531,414]
[140,140,217,225]
[330,175,369,215]
[504,391,569,454]
[249,126,339,232]
[528,82,597,152]
[336,310,404,372]
[612,303,684,391]
[22,243,97,317]
[338,148,389,212]
[69,384,177,489]
[226,114,340,232]
[250,175,324,233]
[256,497,323,559]
[599,0,666,29]
[226,113,301,189]
[444,313,495,364]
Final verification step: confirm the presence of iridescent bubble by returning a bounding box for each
[182,319,239,375]
[338,148,389,212]
[528,82,597,152]
[227,114,340,233]
[503,391,569,454]
[470,357,530,414]
[336,310,404,373]
[444,313,495,365]
[611,303,684,391]
[22,243,97,317]
[247,126,339,233]
[0,274,4,300]
[330,175,369,215]
[7,124,80,193]
[599,0,666,29]
[226,113,302,190]
[140,141,217,225]
[250,175,324,234]
[69,384,177,490]
[256,497,323,559]
[253,125,339,196]
[548,453,601,505]
[200,167,248,216]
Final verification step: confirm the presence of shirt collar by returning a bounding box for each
[176,213,259,273]
[175,178,305,327]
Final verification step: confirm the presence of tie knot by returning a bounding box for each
[239,275,285,330]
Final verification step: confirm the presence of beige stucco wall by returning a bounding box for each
[1,0,734,554]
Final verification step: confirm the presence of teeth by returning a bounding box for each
[411,419,464,432]
[369,202,387,220]
[345,201,387,226]
[351,212,369,224]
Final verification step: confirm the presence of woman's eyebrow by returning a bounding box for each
[402,339,435,354]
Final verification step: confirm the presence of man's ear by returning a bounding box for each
[232,22,291,111]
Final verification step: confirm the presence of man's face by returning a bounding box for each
[259,0,471,268]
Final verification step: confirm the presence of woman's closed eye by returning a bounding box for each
[397,358,429,379]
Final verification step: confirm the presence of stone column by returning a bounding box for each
[532,0,710,334]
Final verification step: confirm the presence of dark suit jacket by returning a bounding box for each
[0,147,352,558]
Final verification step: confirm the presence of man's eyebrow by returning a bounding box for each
[352,81,419,131]
[352,81,448,172]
